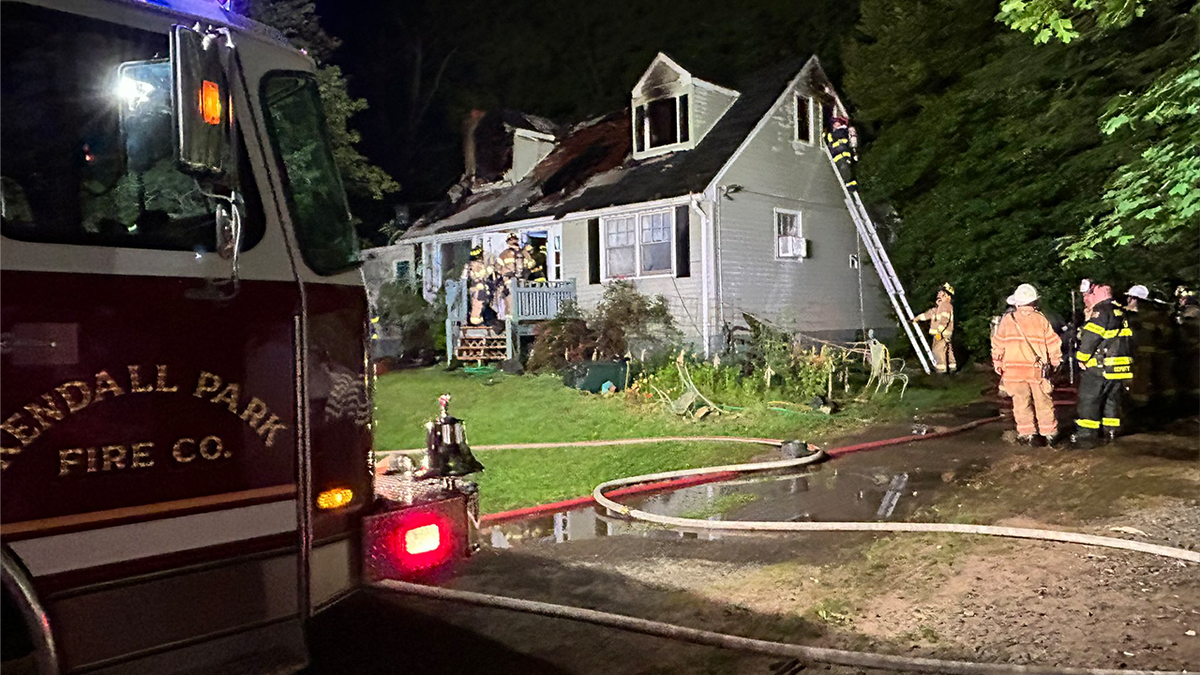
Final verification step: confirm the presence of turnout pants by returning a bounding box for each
[1006,381,1057,437]
[931,336,955,373]
[1075,369,1123,440]
[834,156,858,192]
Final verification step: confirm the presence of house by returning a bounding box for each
[363,53,894,358]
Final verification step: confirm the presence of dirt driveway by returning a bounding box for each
[362,412,1200,674]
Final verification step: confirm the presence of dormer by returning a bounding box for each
[631,54,738,160]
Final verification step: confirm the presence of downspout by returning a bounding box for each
[713,186,725,345]
[690,195,712,357]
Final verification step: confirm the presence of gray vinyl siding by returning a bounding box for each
[714,85,892,341]
[560,207,709,348]
[690,84,736,144]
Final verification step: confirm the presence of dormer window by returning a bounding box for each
[635,95,689,153]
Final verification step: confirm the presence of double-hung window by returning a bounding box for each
[604,215,637,278]
[775,209,804,259]
[603,209,673,278]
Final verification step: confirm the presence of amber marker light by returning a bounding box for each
[198,80,223,125]
[316,487,354,510]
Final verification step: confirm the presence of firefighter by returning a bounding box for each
[462,245,495,327]
[1123,284,1173,421]
[1072,280,1134,448]
[914,283,956,373]
[992,284,1062,446]
[1174,285,1200,414]
[823,116,858,192]
[495,233,529,319]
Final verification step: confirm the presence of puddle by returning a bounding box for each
[483,457,991,549]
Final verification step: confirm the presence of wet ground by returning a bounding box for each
[309,408,1199,674]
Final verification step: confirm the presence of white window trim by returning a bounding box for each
[632,93,695,159]
[774,207,805,261]
[793,94,819,146]
[600,207,676,280]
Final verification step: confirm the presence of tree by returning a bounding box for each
[843,0,1196,358]
[243,0,398,203]
[997,0,1199,269]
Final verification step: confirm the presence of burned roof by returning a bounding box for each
[402,56,818,240]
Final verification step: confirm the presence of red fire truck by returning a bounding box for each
[1,0,473,672]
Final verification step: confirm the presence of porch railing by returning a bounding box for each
[511,279,576,322]
[443,278,577,363]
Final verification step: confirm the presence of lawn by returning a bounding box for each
[374,367,987,513]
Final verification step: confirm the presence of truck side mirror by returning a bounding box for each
[171,25,234,179]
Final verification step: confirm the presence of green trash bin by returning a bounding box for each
[563,361,628,393]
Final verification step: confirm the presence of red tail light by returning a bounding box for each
[363,495,467,580]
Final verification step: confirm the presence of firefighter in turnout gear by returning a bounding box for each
[992,284,1062,446]
[1072,280,1134,448]
[824,116,858,192]
[463,245,496,327]
[914,283,956,373]
[496,233,531,320]
[1123,284,1173,421]
[1174,285,1200,414]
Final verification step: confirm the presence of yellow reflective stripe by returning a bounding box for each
[1076,419,1101,429]
[1104,372,1133,380]
[1102,328,1119,338]
[1102,418,1121,427]
[834,152,852,162]
[1082,323,1106,336]
[1112,309,1124,316]
[1104,356,1132,365]
[1075,351,1098,366]
[1117,328,1132,337]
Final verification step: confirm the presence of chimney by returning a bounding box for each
[462,109,486,180]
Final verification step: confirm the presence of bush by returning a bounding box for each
[374,281,445,365]
[527,281,681,372]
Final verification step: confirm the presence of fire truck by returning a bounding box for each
[0,0,474,672]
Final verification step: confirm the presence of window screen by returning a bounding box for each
[0,3,263,251]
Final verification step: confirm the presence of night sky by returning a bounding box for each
[313,0,857,212]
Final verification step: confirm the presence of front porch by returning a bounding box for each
[444,279,577,363]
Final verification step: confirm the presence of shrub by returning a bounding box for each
[374,281,445,365]
[527,281,681,372]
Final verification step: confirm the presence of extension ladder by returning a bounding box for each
[824,148,937,374]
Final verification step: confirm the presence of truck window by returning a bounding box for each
[0,3,264,251]
[261,72,357,276]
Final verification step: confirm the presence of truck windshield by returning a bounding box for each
[261,72,357,276]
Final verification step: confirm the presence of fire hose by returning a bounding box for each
[374,417,1196,674]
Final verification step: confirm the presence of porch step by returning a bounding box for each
[455,327,507,362]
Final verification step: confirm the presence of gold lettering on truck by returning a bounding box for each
[0,364,292,472]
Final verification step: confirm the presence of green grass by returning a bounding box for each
[374,367,988,513]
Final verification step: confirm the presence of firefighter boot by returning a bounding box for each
[1070,433,1098,450]
[1043,433,1062,449]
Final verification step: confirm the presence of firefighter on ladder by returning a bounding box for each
[1072,279,1134,449]
[914,283,956,373]
[463,245,495,327]
[824,116,858,192]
